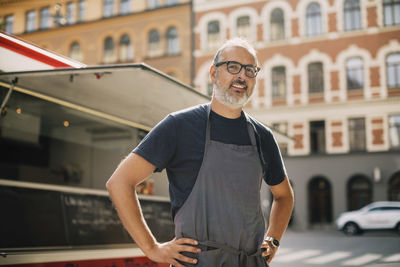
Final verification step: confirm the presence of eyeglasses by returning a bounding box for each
[215,61,260,78]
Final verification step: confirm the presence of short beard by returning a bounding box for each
[214,80,250,109]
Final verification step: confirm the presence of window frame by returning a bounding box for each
[344,0,362,31]
[306,2,323,36]
[270,8,285,41]
[26,10,37,33]
[346,57,364,91]
[383,0,400,26]
[308,62,324,94]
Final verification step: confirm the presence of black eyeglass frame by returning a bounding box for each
[214,60,261,78]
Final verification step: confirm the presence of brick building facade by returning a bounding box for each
[193,0,400,229]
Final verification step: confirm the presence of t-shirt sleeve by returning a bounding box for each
[261,129,287,186]
[132,114,176,172]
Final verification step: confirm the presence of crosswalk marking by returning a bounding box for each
[341,253,382,266]
[274,249,321,263]
[304,251,351,264]
[382,253,400,262]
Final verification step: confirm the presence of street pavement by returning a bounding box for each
[270,229,400,267]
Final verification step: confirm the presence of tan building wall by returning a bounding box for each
[0,0,193,85]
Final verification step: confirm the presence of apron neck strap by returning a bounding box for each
[205,103,257,146]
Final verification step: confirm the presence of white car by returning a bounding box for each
[336,201,400,235]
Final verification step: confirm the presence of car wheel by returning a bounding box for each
[343,222,361,236]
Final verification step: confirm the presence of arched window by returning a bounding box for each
[388,171,400,201]
[236,16,250,40]
[103,36,115,63]
[119,34,132,62]
[308,62,324,93]
[383,0,400,26]
[346,57,364,90]
[270,8,285,41]
[69,41,82,61]
[344,0,361,31]
[308,176,332,224]
[166,27,179,55]
[306,2,323,36]
[272,66,286,99]
[207,20,220,50]
[347,175,372,211]
[103,0,114,17]
[148,29,161,57]
[386,52,400,88]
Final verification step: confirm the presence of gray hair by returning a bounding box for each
[212,38,258,66]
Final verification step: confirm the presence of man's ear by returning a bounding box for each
[210,64,217,84]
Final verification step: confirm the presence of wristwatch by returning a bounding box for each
[264,236,280,248]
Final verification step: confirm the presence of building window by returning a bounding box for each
[120,0,131,14]
[39,7,50,29]
[69,41,82,61]
[166,0,178,5]
[272,122,288,155]
[310,120,326,154]
[389,114,400,149]
[148,29,161,57]
[271,66,286,99]
[166,27,179,55]
[306,2,323,36]
[346,57,364,90]
[119,34,133,62]
[308,62,324,93]
[348,118,366,152]
[78,0,85,22]
[147,0,160,9]
[388,171,400,201]
[308,176,332,224]
[26,10,36,32]
[103,0,114,17]
[270,8,285,41]
[207,20,220,50]
[383,0,400,26]
[236,16,250,40]
[66,2,76,24]
[103,37,115,63]
[344,0,362,31]
[387,52,400,88]
[5,14,14,34]
[347,175,372,211]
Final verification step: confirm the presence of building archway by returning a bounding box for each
[347,174,372,211]
[308,176,332,224]
[388,171,400,201]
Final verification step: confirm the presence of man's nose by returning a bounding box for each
[236,67,247,79]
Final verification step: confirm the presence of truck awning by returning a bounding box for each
[0,64,210,130]
[0,31,86,72]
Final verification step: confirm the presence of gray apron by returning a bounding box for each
[174,105,268,267]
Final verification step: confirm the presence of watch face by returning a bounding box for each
[272,239,280,247]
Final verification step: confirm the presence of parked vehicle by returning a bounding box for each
[336,201,400,236]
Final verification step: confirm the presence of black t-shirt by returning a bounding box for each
[133,103,286,218]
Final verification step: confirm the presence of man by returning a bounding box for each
[106,38,294,267]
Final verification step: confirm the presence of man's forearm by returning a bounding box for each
[107,179,157,253]
[266,190,294,241]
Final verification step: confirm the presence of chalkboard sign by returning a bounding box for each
[0,184,175,249]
